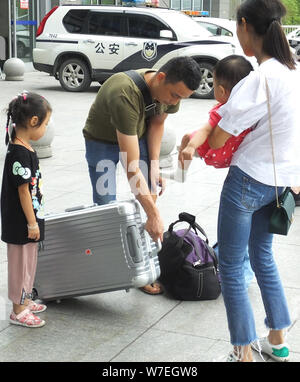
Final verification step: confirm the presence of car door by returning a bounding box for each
[118,13,175,72]
[77,10,125,71]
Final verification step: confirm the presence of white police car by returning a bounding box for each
[33,5,235,98]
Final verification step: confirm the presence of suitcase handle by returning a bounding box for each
[141,223,162,253]
[126,225,143,263]
[155,239,162,252]
[65,204,97,212]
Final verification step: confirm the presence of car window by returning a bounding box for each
[198,21,233,37]
[127,14,172,39]
[199,22,219,36]
[63,10,89,33]
[88,12,122,36]
[220,28,233,37]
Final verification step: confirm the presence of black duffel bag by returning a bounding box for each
[158,212,221,301]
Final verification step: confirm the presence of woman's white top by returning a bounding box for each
[218,58,300,187]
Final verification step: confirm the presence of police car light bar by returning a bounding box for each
[182,10,210,16]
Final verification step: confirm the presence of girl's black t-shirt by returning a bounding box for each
[1,143,45,244]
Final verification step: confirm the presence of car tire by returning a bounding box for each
[192,62,215,99]
[58,58,91,92]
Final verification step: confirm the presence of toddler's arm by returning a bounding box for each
[179,122,213,168]
[18,183,40,241]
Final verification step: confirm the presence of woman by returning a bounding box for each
[208,0,300,362]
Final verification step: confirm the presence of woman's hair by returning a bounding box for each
[214,55,254,92]
[157,56,202,91]
[237,0,296,70]
[5,92,52,145]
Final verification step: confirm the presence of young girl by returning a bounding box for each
[1,91,52,328]
[207,0,299,362]
[178,55,254,169]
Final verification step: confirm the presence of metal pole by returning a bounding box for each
[36,0,40,27]
[12,0,17,57]
[8,0,12,58]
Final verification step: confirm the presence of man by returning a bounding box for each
[83,56,201,294]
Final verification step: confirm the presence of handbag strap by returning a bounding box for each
[168,213,209,244]
[124,70,157,120]
[265,78,280,208]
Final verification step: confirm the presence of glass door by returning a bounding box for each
[10,0,37,62]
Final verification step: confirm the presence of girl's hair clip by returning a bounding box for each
[22,90,28,101]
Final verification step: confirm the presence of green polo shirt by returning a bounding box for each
[83,69,180,144]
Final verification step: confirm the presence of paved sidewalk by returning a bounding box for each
[0,72,299,363]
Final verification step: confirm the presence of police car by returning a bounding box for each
[287,28,300,58]
[33,5,235,98]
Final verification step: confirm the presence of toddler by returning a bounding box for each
[178,55,254,174]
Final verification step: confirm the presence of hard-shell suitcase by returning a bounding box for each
[33,200,161,301]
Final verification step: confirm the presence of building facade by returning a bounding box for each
[0,0,241,65]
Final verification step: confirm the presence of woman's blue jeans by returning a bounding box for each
[85,138,150,205]
[218,166,291,346]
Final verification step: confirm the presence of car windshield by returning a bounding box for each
[160,11,213,39]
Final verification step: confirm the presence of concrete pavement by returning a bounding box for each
[0,71,299,363]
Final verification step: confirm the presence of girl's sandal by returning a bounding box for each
[27,300,47,313]
[10,309,45,328]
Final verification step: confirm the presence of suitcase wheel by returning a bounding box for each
[32,288,38,301]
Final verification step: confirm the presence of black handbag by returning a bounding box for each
[265,78,296,236]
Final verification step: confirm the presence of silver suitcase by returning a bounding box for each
[33,200,161,301]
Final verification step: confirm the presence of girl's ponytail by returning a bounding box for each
[5,98,18,145]
[5,111,11,146]
[263,19,296,70]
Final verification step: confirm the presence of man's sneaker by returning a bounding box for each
[10,309,45,328]
[253,337,289,362]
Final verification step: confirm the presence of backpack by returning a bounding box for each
[158,212,221,301]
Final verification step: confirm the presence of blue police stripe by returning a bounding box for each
[12,20,37,25]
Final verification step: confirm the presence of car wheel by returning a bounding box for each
[58,58,91,92]
[192,62,215,99]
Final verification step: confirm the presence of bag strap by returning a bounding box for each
[265,77,280,208]
[265,78,291,207]
[124,70,157,120]
[168,212,209,244]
